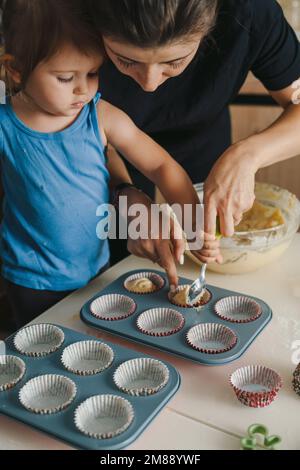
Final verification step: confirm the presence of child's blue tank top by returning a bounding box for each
[0,93,110,290]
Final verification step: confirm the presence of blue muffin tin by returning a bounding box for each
[80,269,272,365]
[0,325,180,450]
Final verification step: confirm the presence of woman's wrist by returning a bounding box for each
[228,138,262,173]
[233,126,291,172]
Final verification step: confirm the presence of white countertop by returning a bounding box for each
[1,235,300,450]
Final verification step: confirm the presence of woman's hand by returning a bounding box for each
[204,141,258,237]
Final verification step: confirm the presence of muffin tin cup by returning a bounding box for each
[187,323,237,354]
[124,272,165,294]
[61,341,114,376]
[168,285,212,308]
[230,365,282,408]
[292,363,300,396]
[90,294,136,321]
[113,358,170,396]
[74,394,134,439]
[0,355,26,392]
[19,374,77,414]
[137,308,185,337]
[13,324,65,357]
[214,296,262,323]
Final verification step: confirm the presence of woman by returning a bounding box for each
[88,0,300,272]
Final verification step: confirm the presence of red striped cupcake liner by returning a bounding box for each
[229,365,282,408]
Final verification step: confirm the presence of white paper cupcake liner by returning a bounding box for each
[137,308,184,337]
[214,296,262,323]
[0,355,26,392]
[74,394,134,439]
[168,285,212,308]
[61,341,114,375]
[124,272,165,294]
[14,324,64,357]
[186,323,237,354]
[113,358,169,396]
[90,294,136,321]
[230,365,282,408]
[19,374,77,414]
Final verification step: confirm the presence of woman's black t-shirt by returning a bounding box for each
[100,0,300,193]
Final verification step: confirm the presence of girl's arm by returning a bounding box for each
[106,144,132,190]
[99,100,200,217]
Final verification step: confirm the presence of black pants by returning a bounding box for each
[4,280,74,330]
[4,263,110,330]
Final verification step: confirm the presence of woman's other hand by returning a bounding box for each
[204,142,257,237]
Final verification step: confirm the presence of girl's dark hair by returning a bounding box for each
[2,0,103,89]
[88,0,219,47]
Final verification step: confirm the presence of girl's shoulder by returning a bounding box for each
[0,104,7,153]
[93,92,108,121]
[0,102,11,133]
[0,102,9,121]
[0,104,9,153]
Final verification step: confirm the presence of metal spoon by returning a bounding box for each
[187,217,221,306]
[186,262,207,306]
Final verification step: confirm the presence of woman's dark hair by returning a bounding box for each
[88,0,219,47]
[2,0,103,89]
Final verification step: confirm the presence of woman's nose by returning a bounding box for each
[138,67,164,92]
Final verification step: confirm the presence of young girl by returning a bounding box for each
[0,0,220,328]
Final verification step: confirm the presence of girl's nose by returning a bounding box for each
[74,81,89,95]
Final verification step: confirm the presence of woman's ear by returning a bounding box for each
[1,54,22,84]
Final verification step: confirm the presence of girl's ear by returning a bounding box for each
[1,54,22,84]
